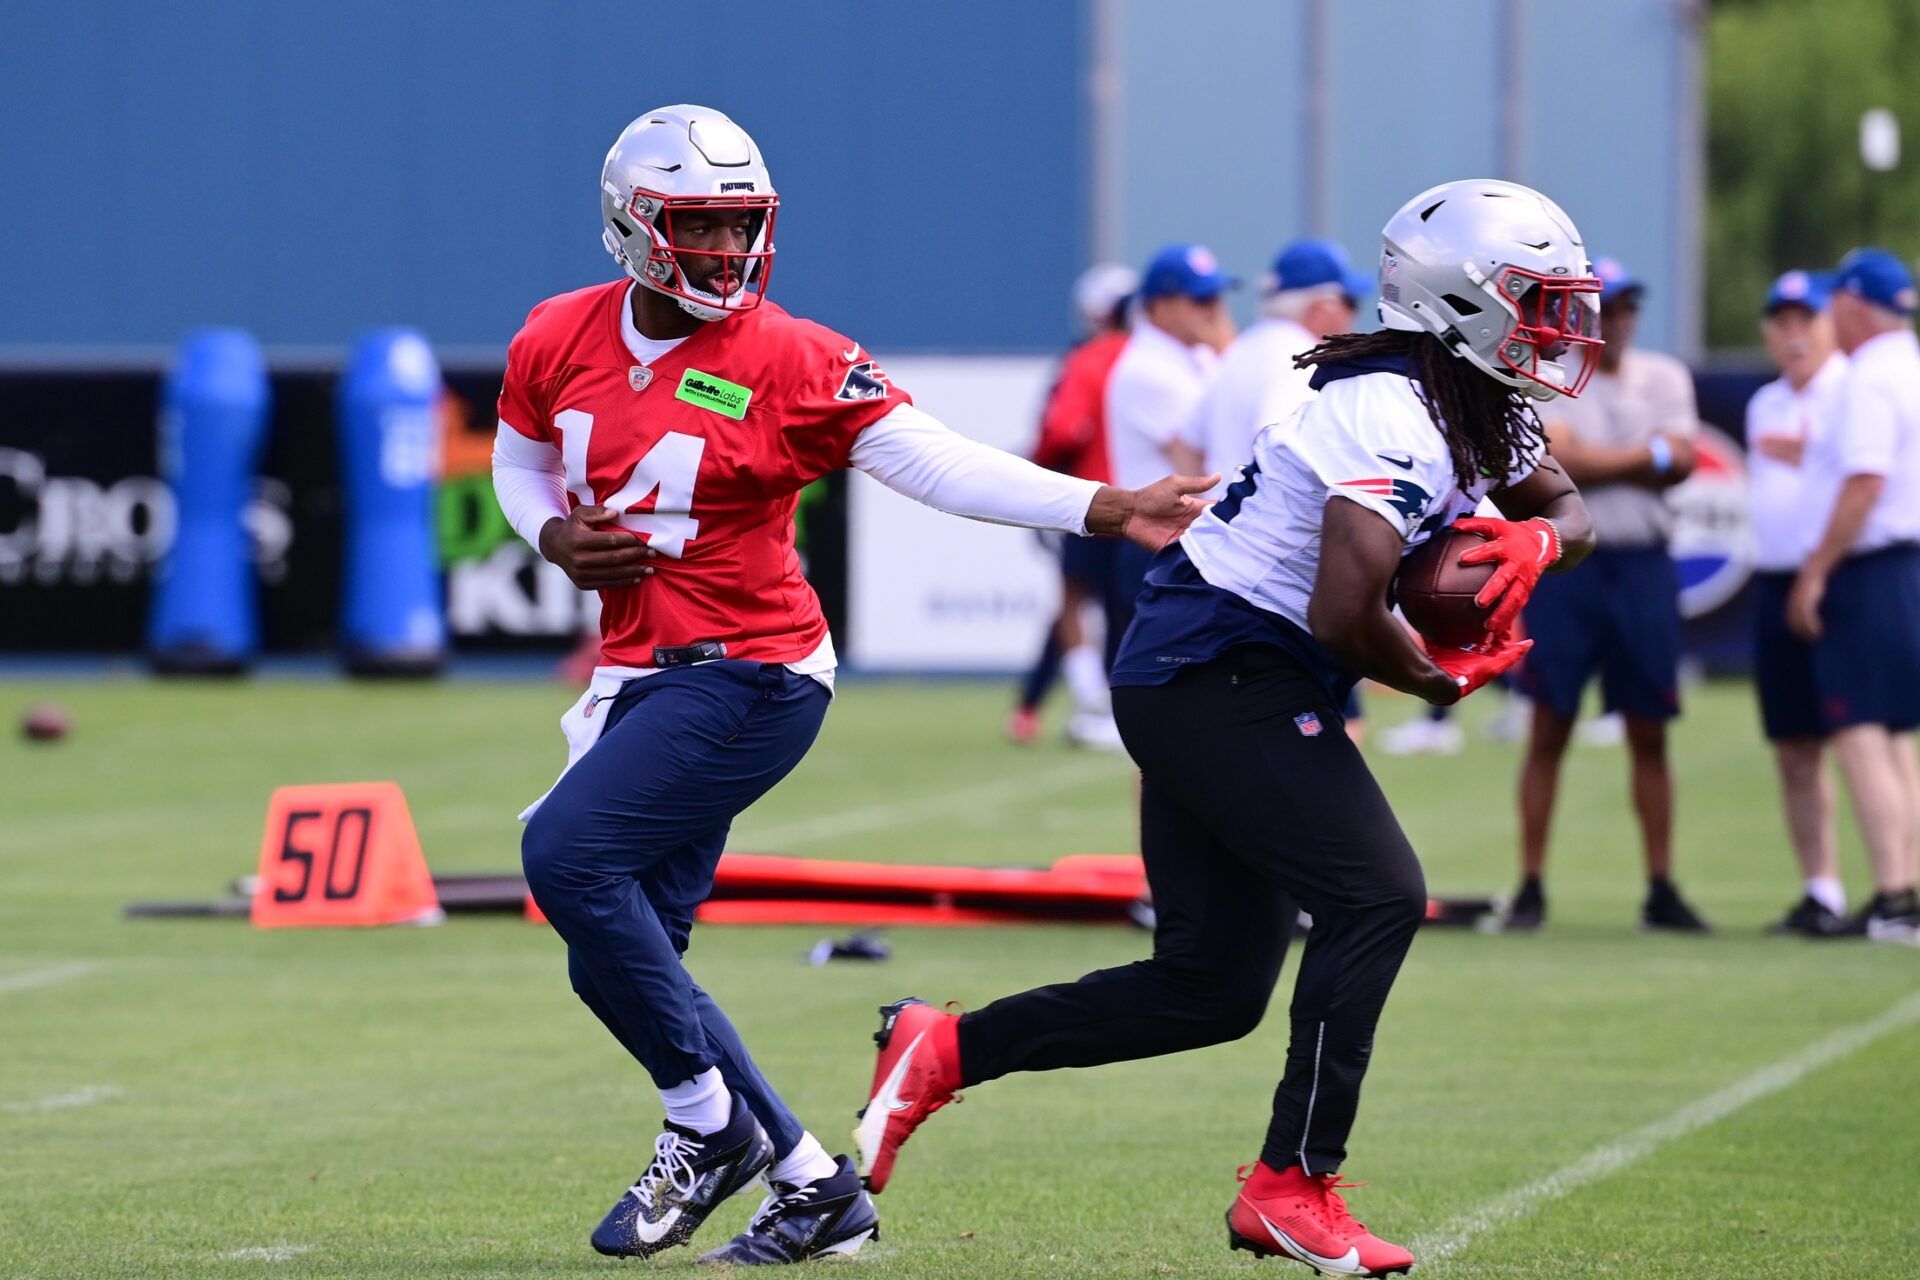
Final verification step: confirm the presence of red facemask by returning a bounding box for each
[631,190,780,315]
[1493,267,1604,398]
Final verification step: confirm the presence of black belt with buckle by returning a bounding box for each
[652,641,728,668]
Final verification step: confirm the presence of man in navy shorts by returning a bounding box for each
[1506,259,1711,932]
[1746,270,1850,936]
[1788,248,1920,943]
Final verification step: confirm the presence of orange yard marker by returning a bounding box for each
[250,783,443,928]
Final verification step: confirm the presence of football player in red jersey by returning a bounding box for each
[493,105,1215,1266]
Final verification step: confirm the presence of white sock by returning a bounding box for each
[1062,643,1110,713]
[767,1131,838,1186]
[1806,876,1847,916]
[659,1067,731,1134]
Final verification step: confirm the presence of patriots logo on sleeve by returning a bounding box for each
[1339,475,1432,521]
[835,360,891,402]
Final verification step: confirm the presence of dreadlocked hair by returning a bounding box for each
[1293,330,1544,491]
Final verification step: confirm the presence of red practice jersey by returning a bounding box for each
[498,281,911,667]
[1029,329,1126,484]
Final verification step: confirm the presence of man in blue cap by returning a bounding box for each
[1746,270,1850,936]
[1506,256,1711,933]
[1188,237,1368,488]
[1096,243,1236,744]
[1788,247,1920,942]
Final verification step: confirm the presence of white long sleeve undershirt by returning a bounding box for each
[489,401,1104,552]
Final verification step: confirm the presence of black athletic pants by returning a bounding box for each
[956,646,1427,1175]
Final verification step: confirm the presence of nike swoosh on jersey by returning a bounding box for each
[1258,1212,1362,1273]
[1377,452,1415,470]
[629,1204,683,1244]
[843,344,861,362]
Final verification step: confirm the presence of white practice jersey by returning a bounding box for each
[1180,362,1539,634]
[1745,353,1846,572]
[1804,329,1920,555]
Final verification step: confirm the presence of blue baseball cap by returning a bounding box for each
[1592,256,1645,306]
[1139,243,1237,301]
[1271,237,1371,298]
[1763,269,1830,316]
[1833,247,1918,316]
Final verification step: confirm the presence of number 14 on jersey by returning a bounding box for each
[555,408,706,557]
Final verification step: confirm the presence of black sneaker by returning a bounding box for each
[1767,895,1850,938]
[1861,889,1920,946]
[591,1095,774,1258]
[1641,881,1712,933]
[1502,881,1546,932]
[698,1155,880,1266]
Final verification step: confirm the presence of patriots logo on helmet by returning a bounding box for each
[1340,475,1432,521]
[835,360,891,402]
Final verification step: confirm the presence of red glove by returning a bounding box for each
[1424,633,1533,701]
[1455,516,1563,634]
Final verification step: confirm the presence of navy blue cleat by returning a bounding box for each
[591,1095,774,1258]
[698,1155,880,1266]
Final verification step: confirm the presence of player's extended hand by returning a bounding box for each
[1423,631,1533,705]
[1089,475,1221,551]
[538,505,658,591]
[1787,567,1826,641]
[1455,515,1563,634]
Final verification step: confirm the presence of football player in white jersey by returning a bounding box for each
[857,180,1598,1278]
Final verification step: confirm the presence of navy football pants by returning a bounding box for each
[522,660,830,1158]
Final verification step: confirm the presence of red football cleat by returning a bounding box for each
[1227,1161,1415,1277]
[853,998,961,1193]
[1004,706,1040,745]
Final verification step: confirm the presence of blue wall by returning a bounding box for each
[1,2,1088,353]
[4,1,1697,358]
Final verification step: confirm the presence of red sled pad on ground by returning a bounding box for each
[523,853,1152,927]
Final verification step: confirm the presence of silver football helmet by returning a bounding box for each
[1377,179,1602,400]
[600,105,777,322]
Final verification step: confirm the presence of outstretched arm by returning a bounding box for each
[849,403,1217,550]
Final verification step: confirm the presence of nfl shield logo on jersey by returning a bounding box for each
[1294,711,1323,738]
[628,365,654,392]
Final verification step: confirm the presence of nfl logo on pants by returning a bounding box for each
[1294,711,1323,738]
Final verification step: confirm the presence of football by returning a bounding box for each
[1396,527,1499,647]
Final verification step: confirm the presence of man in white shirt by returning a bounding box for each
[1788,247,1920,942]
[1103,242,1235,654]
[1507,258,1709,932]
[1745,271,1849,936]
[1189,237,1367,489]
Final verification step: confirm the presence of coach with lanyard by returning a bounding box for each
[1787,248,1920,943]
[1507,258,1711,933]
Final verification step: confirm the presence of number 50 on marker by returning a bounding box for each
[250,782,443,929]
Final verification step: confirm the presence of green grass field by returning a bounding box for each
[3,675,1918,1278]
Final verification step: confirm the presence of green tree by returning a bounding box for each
[1709,0,1920,347]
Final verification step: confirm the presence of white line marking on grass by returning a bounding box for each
[735,759,1125,849]
[1412,988,1920,1269]
[0,962,101,996]
[5,1085,124,1112]
[218,1245,312,1262]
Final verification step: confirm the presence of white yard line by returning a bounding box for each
[4,1085,124,1113]
[1412,987,1920,1268]
[733,759,1126,849]
[0,961,101,996]
[217,1245,312,1263]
